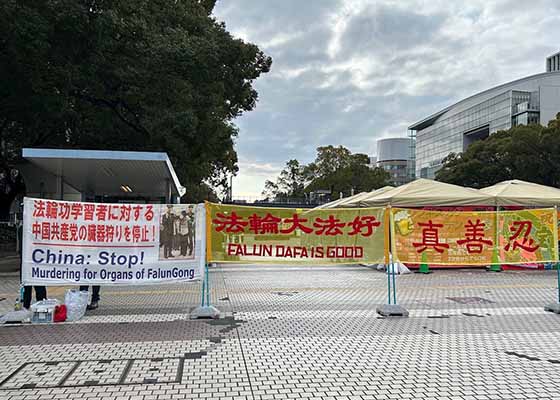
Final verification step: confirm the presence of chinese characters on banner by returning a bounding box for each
[23,198,560,284]
[391,208,558,265]
[498,209,558,264]
[22,198,205,285]
[207,203,386,264]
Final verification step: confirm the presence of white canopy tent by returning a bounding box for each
[314,194,357,210]
[337,186,395,208]
[357,178,494,207]
[480,179,560,207]
[316,186,396,209]
[334,191,373,208]
[315,191,372,209]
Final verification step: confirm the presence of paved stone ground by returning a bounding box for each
[1,264,560,399]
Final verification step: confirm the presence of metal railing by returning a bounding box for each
[225,196,332,208]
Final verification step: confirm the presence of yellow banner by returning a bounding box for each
[207,203,386,264]
[391,207,558,265]
[497,208,558,264]
[392,208,496,265]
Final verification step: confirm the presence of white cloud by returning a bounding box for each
[213,0,560,198]
[233,160,284,198]
[237,160,283,177]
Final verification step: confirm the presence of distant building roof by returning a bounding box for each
[409,71,560,130]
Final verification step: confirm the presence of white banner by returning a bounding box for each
[22,198,205,285]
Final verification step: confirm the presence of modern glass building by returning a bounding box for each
[376,138,414,186]
[409,54,560,179]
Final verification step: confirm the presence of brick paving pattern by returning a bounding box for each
[1,265,560,399]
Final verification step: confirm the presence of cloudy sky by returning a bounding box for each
[213,0,560,198]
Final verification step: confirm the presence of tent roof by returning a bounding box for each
[315,192,367,209]
[480,179,560,206]
[330,191,370,208]
[341,186,395,208]
[359,179,494,207]
[314,197,344,210]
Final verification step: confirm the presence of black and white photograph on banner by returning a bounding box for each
[159,204,197,261]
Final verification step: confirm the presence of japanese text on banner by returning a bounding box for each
[207,203,386,264]
[22,198,205,285]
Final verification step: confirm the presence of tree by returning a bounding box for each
[549,112,560,129]
[261,180,280,200]
[262,159,305,200]
[436,113,560,188]
[303,145,354,179]
[305,153,389,199]
[0,0,272,205]
[263,146,390,201]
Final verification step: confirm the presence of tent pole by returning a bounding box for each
[377,204,409,317]
[489,201,502,272]
[390,208,397,305]
[386,207,392,304]
[555,205,559,303]
[392,257,397,305]
[545,205,560,313]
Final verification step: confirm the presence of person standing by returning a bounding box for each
[17,223,46,309]
[186,205,195,256]
[176,211,189,256]
[161,205,175,258]
[79,285,100,310]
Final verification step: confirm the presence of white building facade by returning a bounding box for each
[410,56,560,179]
[376,138,413,186]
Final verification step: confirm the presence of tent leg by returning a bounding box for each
[377,257,409,317]
[191,264,221,319]
[545,263,560,314]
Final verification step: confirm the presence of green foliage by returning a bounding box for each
[262,159,305,199]
[306,163,389,199]
[263,146,390,200]
[0,0,271,203]
[436,113,560,188]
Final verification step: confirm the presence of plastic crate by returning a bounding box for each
[30,299,59,324]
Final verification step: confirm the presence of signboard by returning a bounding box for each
[497,209,558,264]
[207,203,386,264]
[391,207,558,265]
[22,198,205,285]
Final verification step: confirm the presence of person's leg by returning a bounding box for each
[35,286,47,302]
[187,235,193,255]
[87,286,100,310]
[23,286,32,309]
[181,235,187,256]
[166,241,174,257]
[91,286,100,302]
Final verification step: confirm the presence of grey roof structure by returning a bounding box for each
[20,148,185,199]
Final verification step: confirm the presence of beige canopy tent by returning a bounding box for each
[480,179,560,206]
[338,186,395,208]
[357,178,494,207]
[323,191,368,208]
[316,186,396,209]
[314,193,364,209]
